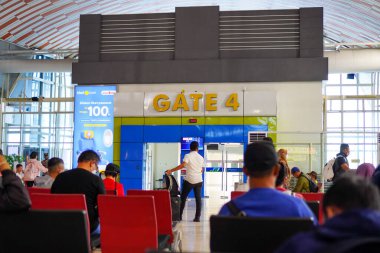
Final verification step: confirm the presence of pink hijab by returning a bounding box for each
[356,163,375,178]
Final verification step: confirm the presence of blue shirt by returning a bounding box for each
[219,188,318,225]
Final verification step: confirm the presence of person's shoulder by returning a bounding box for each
[275,231,317,253]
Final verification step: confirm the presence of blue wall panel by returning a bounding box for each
[120,142,144,161]
[143,125,181,142]
[181,125,205,138]
[121,125,144,142]
[120,161,143,179]
[205,125,244,143]
[121,178,143,191]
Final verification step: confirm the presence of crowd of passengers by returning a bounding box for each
[2,142,380,252]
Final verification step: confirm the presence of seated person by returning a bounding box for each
[103,163,124,196]
[219,142,317,225]
[15,164,24,181]
[307,171,318,185]
[276,175,380,253]
[35,158,64,188]
[0,155,31,211]
[51,150,105,235]
[276,163,303,199]
[356,163,375,178]
[291,167,310,193]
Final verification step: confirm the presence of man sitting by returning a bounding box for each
[0,155,31,211]
[218,142,316,225]
[35,158,64,188]
[51,150,105,235]
[103,163,124,196]
[291,167,310,193]
[276,175,380,253]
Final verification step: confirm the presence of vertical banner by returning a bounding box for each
[73,86,116,170]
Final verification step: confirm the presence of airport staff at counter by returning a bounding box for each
[166,141,204,222]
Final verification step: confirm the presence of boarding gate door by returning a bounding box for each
[204,143,244,199]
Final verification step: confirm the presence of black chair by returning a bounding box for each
[210,215,314,253]
[306,201,320,222]
[0,210,91,253]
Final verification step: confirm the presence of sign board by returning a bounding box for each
[73,86,116,170]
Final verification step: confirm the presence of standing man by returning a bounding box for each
[333,144,350,181]
[41,153,49,168]
[166,141,204,222]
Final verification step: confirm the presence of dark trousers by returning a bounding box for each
[25,181,34,187]
[180,180,203,219]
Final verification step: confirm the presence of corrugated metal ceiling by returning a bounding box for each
[0,0,379,50]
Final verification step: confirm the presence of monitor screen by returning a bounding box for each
[181,137,204,150]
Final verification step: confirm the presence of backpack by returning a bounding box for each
[163,174,180,196]
[323,157,336,181]
[302,175,319,193]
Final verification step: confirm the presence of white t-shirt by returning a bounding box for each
[183,151,204,184]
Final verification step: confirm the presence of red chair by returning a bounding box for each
[301,193,324,223]
[27,187,50,197]
[98,195,158,253]
[128,190,173,244]
[30,193,92,247]
[231,191,246,200]
[105,190,116,195]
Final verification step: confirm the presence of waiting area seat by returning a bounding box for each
[128,190,182,251]
[210,215,314,253]
[231,191,246,199]
[98,195,161,253]
[306,201,320,222]
[30,193,100,248]
[0,210,91,253]
[301,193,324,222]
[26,187,51,197]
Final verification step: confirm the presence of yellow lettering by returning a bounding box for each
[225,93,240,111]
[206,93,217,111]
[153,94,170,112]
[189,93,203,111]
[172,93,190,111]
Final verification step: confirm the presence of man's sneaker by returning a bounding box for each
[193,217,200,222]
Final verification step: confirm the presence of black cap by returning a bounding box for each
[244,141,278,175]
[105,163,120,175]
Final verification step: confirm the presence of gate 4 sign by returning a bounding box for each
[144,92,243,116]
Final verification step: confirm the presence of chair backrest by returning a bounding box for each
[231,191,246,199]
[106,189,116,195]
[98,195,158,253]
[301,193,324,223]
[210,215,314,253]
[27,187,51,197]
[127,190,173,243]
[30,193,91,240]
[0,210,91,253]
[306,201,320,222]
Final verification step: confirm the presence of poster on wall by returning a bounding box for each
[73,85,116,170]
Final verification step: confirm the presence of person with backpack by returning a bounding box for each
[218,142,317,224]
[332,143,350,182]
[23,151,48,187]
[291,167,318,193]
[276,175,380,253]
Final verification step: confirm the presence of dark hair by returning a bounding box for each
[263,137,273,144]
[16,164,23,169]
[340,143,349,153]
[48,157,64,172]
[275,163,285,187]
[105,163,120,177]
[77,150,100,163]
[323,175,380,216]
[190,141,199,151]
[244,141,278,178]
[30,151,38,159]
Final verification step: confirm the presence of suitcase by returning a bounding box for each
[163,174,181,221]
